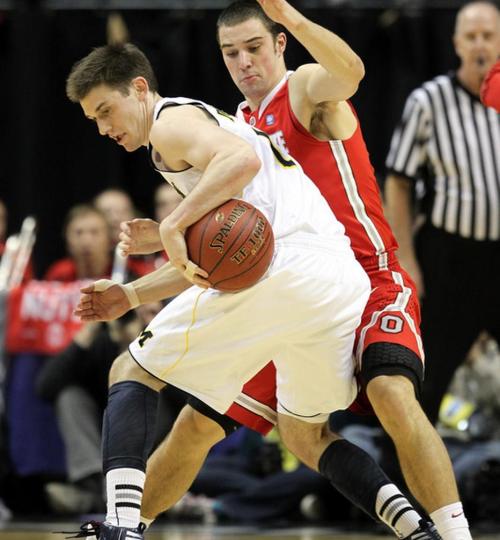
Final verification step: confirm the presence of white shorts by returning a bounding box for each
[129,240,370,423]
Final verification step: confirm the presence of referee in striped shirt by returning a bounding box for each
[384,1,500,425]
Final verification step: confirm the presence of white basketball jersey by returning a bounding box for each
[149,97,350,251]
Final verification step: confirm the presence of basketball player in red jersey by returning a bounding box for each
[121,2,470,538]
[217,3,471,538]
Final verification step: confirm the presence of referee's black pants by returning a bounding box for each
[416,223,500,424]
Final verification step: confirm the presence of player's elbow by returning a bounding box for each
[243,148,262,176]
[342,59,365,98]
[333,57,365,97]
[353,56,365,83]
[233,146,262,186]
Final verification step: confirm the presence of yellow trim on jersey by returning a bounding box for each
[216,108,236,122]
[158,288,207,379]
[254,129,296,169]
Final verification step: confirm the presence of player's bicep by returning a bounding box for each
[151,108,249,172]
[182,120,252,172]
[291,64,359,106]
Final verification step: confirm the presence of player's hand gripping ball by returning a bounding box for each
[186,199,274,292]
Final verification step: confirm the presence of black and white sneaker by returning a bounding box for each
[403,520,443,540]
[60,521,145,539]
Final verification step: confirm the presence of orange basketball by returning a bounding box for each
[185,199,274,292]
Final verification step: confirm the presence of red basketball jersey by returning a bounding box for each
[228,75,417,435]
[237,75,397,267]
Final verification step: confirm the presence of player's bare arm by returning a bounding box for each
[260,0,364,102]
[75,261,193,322]
[150,105,261,278]
[262,0,361,138]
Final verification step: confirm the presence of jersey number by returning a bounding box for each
[254,129,295,168]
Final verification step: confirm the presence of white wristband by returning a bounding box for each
[122,283,140,309]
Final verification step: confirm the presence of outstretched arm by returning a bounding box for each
[259,0,364,104]
[75,261,193,322]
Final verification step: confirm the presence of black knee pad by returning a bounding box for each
[319,439,388,521]
[187,395,241,436]
[103,381,159,473]
[361,342,424,399]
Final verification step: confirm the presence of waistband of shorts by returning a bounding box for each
[275,231,353,256]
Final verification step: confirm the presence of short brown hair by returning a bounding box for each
[66,43,158,103]
[216,1,285,44]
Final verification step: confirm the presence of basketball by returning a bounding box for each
[185,199,274,292]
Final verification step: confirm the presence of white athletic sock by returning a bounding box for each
[431,503,472,540]
[375,484,423,538]
[106,468,145,528]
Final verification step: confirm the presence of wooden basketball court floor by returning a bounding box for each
[0,523,499,540]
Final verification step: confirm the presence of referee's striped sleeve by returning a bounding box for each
[386,90,431,181]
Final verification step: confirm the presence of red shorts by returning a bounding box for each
[353,260,423,365]
[225,258,423,435]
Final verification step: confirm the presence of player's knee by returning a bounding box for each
[109,350,163,390]
[186,396,241,437]
[367,375,423,438]
[367,374,414,407]
[278,415,327,466]
[179,406,226,445]
[109,351,130,385]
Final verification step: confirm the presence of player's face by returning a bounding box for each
[454,5,500,79]
[219,18,286,106]
[81,83,148,152]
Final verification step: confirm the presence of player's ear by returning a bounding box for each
[132,77,149,100]
[276,32,287,56]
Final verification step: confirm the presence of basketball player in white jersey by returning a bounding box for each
[120,2,466,538]
[65,43,440,540]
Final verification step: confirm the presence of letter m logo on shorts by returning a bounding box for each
[138,329,153,348]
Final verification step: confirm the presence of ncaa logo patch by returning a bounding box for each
[265,114,275,126]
